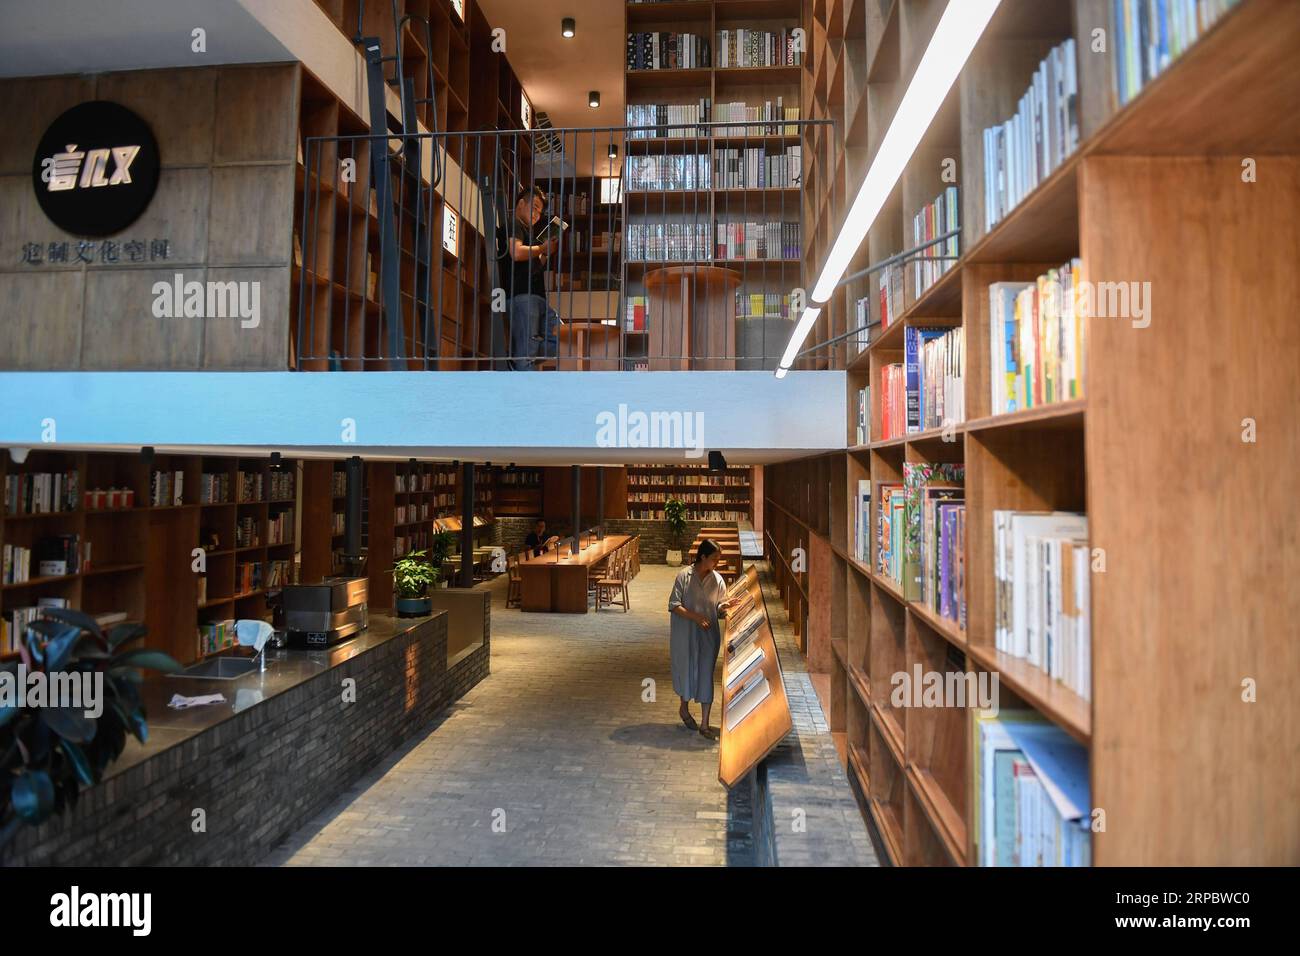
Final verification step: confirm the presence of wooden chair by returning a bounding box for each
[596,550,629,612]
[506,552,522,608]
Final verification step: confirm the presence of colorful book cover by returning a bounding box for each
[902,462,965,601]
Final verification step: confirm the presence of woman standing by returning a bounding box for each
[668,540,739,739]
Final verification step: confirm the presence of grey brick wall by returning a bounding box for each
[2,615,489,866]
[496,516,738,565]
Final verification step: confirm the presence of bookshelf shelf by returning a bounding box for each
[965,643,1091,745]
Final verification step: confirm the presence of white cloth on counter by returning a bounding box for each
[167,692,227,710]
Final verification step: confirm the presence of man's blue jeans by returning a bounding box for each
[508,294,560,370]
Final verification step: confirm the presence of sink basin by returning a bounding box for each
[172,656,262,680]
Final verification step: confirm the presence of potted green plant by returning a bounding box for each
[392,550,439,616]
[427,530,458,587]
[1,609,181,849]
[664,497,688,566]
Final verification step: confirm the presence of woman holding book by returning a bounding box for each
[668,540,740,740]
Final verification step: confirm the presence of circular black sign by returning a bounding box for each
[31,101,160,238]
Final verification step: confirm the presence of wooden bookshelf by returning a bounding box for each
[2,450,298,668]
[775,0,1300,866]
[625,463,754,522]
[623,0,807,369]
[495,466,544,517]
[295,0,532,371]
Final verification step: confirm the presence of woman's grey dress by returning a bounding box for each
[668,566,726,704]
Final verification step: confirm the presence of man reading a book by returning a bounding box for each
[503,186,562,370]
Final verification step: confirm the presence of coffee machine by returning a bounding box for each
[280,577,369,648]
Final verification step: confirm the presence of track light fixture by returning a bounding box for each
[562,17,576,38]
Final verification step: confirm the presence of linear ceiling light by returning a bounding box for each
[776,307,821,377]
[777,0,1001,374]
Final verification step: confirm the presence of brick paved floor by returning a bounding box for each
[264,564,756,866]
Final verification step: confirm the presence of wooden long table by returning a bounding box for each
[518,534,634,613]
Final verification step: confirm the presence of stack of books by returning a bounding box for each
[714,99,799,135]
[910,186,959,298]
[237,470,264,502]
[626,154,712,191]
[149,469,184,507]
[714,221,800,260]
[734,292,792,320]
[879,326,966,437]
[199,472,231,504]
[626,101,711,138]
[626,222,712,262]
[712,145,801,188]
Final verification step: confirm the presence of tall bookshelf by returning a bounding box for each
[623,0,807,370]
[495,467,544,517]
[626,463,753,522]
[294,0,532,371]
[773,0,1299,866]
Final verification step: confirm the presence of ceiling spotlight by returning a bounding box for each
[588,90,600,109]
[707,450,728,472]
[270,451,282,466]
[608,142,619,159]
[561,17,576,38]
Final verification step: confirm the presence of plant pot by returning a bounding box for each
[395,596,432,618]
[666,549,683,566]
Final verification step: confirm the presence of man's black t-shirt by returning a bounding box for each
[498,215,547,298]
[524,531,546,557]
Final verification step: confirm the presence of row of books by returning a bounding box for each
[879,326,966,440]
[875,464,966,607]
[197,619,237,657]
[716,28,803,68]
[628,507,749,520]
[149,470,184,507]
[714,100,800,136]
[4,470,80,515]
[628,473,749,486]
[628,492,747,505]
[235,516,259,548]
[236,561,264,594]
[975,711,1091,866]
[627,32,711,71]
[911,186,959,299]
[626,154,712,192]
[994,511,1091,700]
[988,259,1086,415]
[712,145,801,188]
[921,496,966,628]
[330,470,347,496]
[267,509,293,545]
[3,534,83,583]
[1113,0,1241,106]
[981,37,1080,232]
[624,296,649,331]
[716,221,801,261]
[394,503,433,524]
[735,292,793,320]
[626,101,712,139]
[561,192,590,216]
[199,472,231,504]
[625,222,713,262]
[394,531,432,559]
[330,511,345,535]
[498,470,542,486]
[267,471,294,500]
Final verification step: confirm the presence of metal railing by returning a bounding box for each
[294,120,831,371]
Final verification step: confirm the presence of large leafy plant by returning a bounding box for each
[392,550,438,599]
[0,609,180,848]
[427,530,458,571]
[664,497,689,551]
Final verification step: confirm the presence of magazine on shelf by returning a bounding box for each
[725,676,771,732]
[725,644,764,688]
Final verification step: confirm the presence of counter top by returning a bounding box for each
[112,613,445,779]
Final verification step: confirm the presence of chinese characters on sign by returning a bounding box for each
[20,239,171,266]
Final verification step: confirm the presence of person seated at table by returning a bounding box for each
[524,519,559,557]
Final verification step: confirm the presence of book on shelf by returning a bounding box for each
[716,28,804,68]
[735,292,792,320]
[711,145,801,188]
[714,99,799,136]
[237,470,263,502]
[876,482,905,586]
[2,543,31,584]
[982,37,1080,232]
[625,222,712,262]
[268,470,294,500]
[881,363,905,441]
[626,31,711,71]
[853,478,871,565]
[197,618,236,657]
[626,101,712,139]
[4,469,80,515]
[714,221,800,261]
[880,261,906,332]
[199,472,231,504]
[856,386,871,446]
[197,575,207,605]
[626,154,712,191]
[902,463,964,603]
[911,186,960,298]
[993,510,1090,699]
[236,561,264,594]
[853,296,871,353]
[974,710,1092,866]
[150,470,184,507]
[1112,0,1241,107]
[988,259,1086,416]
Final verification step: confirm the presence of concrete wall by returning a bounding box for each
[0,65,298,370]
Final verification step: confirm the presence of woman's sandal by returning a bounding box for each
[680,709,699,731]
